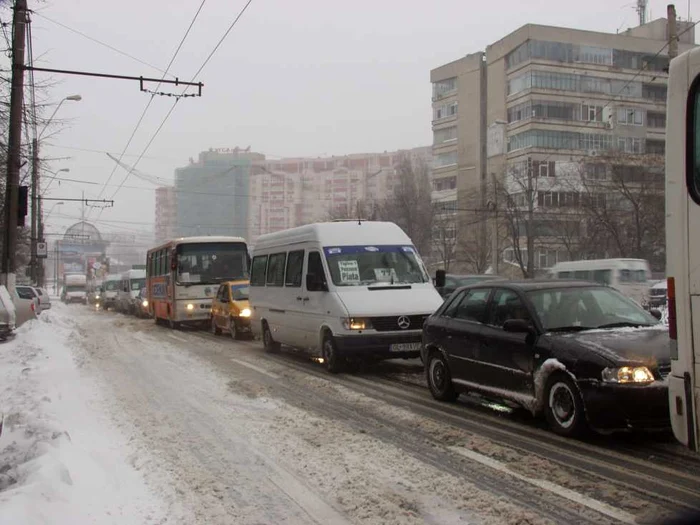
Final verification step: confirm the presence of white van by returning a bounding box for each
[249,221,444,372]
[101,273,122,310]
[116,269,146,314]
[548,258,651,306]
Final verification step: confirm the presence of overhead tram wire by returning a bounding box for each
[32,12,172,77]
[101,0,256,214]
[88,0,208,217]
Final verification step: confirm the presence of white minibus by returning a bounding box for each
[549,258,651,307]
[116,269,146,315]
[249,221,444,372]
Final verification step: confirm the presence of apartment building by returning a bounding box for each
[431,17,695,273]
[248,147,431,246]
[173,148,264,238]
[154,186,176,243]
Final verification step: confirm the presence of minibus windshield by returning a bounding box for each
[324,245,429,286]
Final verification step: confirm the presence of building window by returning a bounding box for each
[586,163,607,180]
[433,126,457,144]
[435,200,457,214]
[582,103,603,122]
[432,77,457,100]
[433,176,457,191]
[646,139,666,155]
[433,102,458,121]
[508,130,613,152]
[617,137,643,154]
[642,84,667,101]
[434,151,458,168]
[647,111,666,129]
[617,107,644,126]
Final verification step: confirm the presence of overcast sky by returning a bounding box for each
[19,0,699,238]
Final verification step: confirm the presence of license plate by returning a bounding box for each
[390,342,421,352]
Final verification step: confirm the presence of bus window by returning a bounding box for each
[619,269,631,282]
[592,269,612,285]
[574,270,589,280]
[692,82,700,199]
[557,271,571,279]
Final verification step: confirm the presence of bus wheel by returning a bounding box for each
[322,334,345,374]
[169,317,181,330]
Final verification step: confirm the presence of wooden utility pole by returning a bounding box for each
[30,138,38,284]
[1,0,27,291]
[668,4,679,59]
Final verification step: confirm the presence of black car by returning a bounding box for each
[421,280,669,436]
[435,273,504,298]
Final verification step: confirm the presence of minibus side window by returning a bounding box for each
[285,250,304,287]
[250,256,268,286]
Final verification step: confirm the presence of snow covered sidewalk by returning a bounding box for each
[0,304,166,524]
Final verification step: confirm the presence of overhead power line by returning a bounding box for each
[102,0,256,212]
[91,0,208,212]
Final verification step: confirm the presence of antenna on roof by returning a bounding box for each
[636,0,647,25]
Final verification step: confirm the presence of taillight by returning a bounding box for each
[668,277,677,340]
[31,302,35,312]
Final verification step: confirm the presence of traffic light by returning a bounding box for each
[17,185,28,227]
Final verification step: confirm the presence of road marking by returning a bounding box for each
[167,333,188,343]
[230,357,280,379]
[449,446,637,524]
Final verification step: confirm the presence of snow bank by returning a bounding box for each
[0,305,166,524]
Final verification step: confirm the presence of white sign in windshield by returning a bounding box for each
[338,260,360,283]
[374,268,397,282]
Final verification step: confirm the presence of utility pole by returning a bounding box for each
[668,4,679,60]
[526,157,535,278]
[1,0,28,291]
[30,138,38,284]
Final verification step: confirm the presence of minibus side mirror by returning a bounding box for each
[435,269,446,288]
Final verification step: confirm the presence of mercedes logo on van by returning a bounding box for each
[397,316,410,329]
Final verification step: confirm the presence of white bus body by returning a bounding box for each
[249,221,444,371]
[666,47,700,452]
[548,258,651,306]
[116,269,146,314]
[147,236,249,328]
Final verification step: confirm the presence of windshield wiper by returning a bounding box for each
[595,321,654,329]
[547,326,595,333]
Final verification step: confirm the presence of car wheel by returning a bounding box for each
[262,322,280,353]
[544,373,587,437]
[322,334,344,374]
[211,316,221,336]
[426,351,458,401]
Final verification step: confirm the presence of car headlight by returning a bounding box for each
[186,303,194,311]
[342,318,372,330]
[142,300,148,308]
[95,294,100,299]
[239,308,251,318]
[602,366,655,384]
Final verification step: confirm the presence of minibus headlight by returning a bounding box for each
[240,308,251,318]
[186,303,195,311]
[142,300,149,308]
[342,318,372,330]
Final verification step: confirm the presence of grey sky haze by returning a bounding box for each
[18,0,699,237]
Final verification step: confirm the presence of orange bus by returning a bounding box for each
[147,236,249,329]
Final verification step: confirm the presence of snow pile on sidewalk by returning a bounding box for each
[0,306,166,524]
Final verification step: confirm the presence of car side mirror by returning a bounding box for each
[503,319,532,334]
[650,308,662,320]
[435,269,446,288]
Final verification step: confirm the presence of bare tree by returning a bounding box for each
[431,204,457,271]
[377,155,433,256]
[453,186,492,274]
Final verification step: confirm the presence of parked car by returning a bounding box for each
[12,287,38,327]
[210,280,252,339]
[30,287,51,312]
[421,280,669,436]
[0,285,16,340]
[15,286,44,314]
[435,273,504,298]
[649,280,668,308]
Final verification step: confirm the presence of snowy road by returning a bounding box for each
[19,304,700,524]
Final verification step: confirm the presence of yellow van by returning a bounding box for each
[210,280,252,339]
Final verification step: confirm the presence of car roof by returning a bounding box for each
[457,279,604,292]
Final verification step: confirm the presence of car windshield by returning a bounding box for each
[131,279,146,291]
[177,242,249,285]
[324,245,429,286]
[16,287,35,300]
[231,285,249,301]
[527,286,658,332]
[105,281,118,291]
[66,286,84,293]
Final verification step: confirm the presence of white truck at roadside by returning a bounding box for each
[64,274,88,304]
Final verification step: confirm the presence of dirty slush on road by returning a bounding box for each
[63,305,687,525]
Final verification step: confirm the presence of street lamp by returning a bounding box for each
[32,94,81,287]
[45,201,64,221]
[38,95,82,140]
[42,167,70,195]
